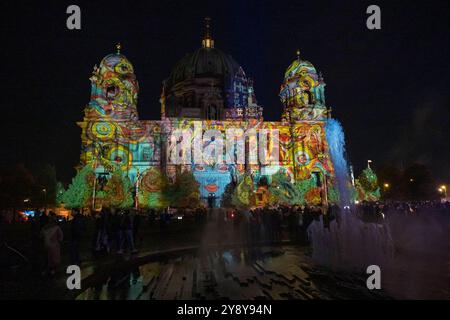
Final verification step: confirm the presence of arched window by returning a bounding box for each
[106,85,118,101]
[302,90,313,105]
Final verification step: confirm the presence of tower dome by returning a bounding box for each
[284,58,318,81]
[86,44,139,120]
[279,50,327,122]
[99,52,135,76]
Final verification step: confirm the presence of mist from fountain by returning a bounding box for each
[308,119,450,298]
[308,119,395,290]
[307,211,394,273]
[325,119,351,208]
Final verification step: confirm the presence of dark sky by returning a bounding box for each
[1,0,449,183]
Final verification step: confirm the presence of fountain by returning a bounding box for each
[325,119,351,208]
[307,119,450,298]
[309,119,394,273]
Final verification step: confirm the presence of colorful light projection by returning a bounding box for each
[355,167,381,202]
[224,67,263,121]
[138,167,166,208]
[266,170,322,206]
[86,47,139,120]
[77,47,344,208]
[80,118,336,206]
[79,119,161,183]
[232,173,255,207]
[280,53,327,122]
[162,119,334,205]
[78,47,161,186]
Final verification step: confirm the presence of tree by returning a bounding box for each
[232,173,255,208]
[375,163,438,201]
[103,168,134,209]
[62,165,94,210]
[376,165,403,200]
[327,184,340,204]
[267,170,296,205]
[221,182,236,208]
[55,182,66,206]
[0,164,35,211]
[138,167,167,208]
[356,167,380,201]
[294,178,318,205]
[402,163,437,200]
[267,170,320,206]
[162,169,200,208]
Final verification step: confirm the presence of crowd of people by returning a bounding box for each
[1,199,449,278]
[224,200,450,245]
[222,205,325,245]
[26,211,65,276]
[93,208,141,255]
[1,208,145,278]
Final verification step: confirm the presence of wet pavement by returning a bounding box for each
[76,245,388,300]
[75,210,388,300]
[3,208,449,300]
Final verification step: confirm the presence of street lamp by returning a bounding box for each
[367,160,373,168]
[439,185,447,198]
[383,183,390,188]
[42,188,47,212]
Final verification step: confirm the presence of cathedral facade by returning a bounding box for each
[77,21,339,208]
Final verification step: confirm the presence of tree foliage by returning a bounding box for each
[55,182,65,206]
[267,170,320,205]
[138,167,167,208]
[162,170,200,208]
[103,168,134,209]
[221,182,236,208]
[356,167,381,201]
[232,173,254,208]
[0,165,35,210]
[62,165,94,209]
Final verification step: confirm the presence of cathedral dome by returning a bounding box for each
[160,18,262,120]
[99,51,135,76]
[86,44,139,120]
[164,47,241,90]
[284,58,318,81]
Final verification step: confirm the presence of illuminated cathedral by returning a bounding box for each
[78,19,343,208]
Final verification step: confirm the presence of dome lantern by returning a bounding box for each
[202,17,214,49]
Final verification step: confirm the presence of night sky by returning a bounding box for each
[1,0,449,183]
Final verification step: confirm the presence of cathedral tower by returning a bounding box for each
[279,50,328,122]
[85,43,139,121]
